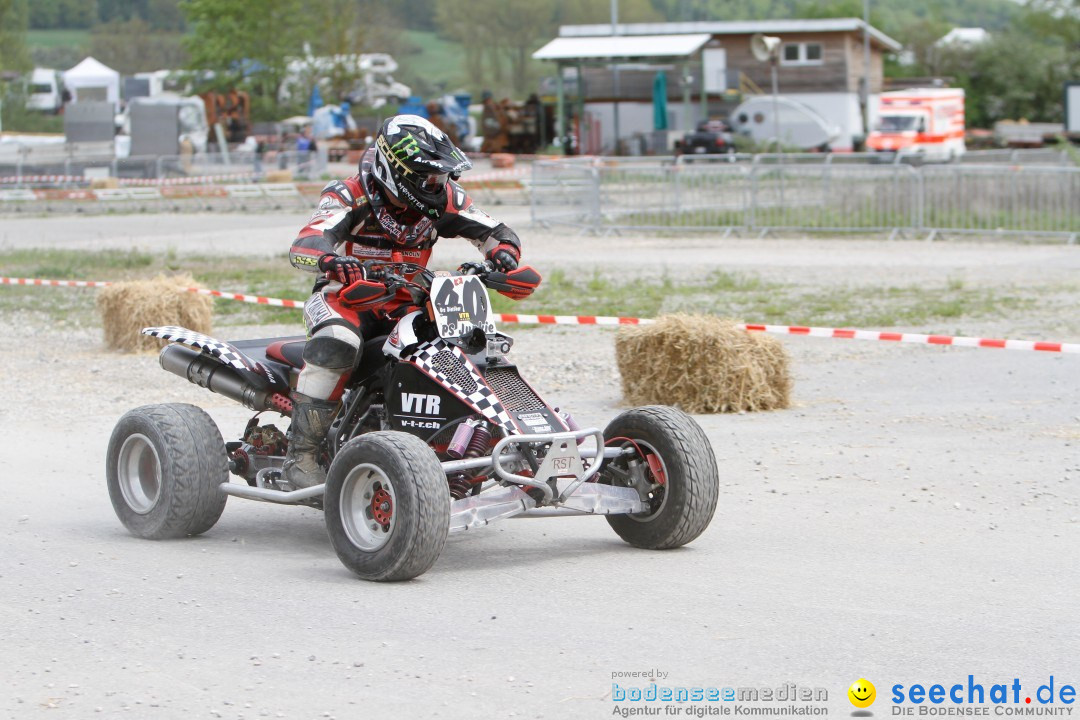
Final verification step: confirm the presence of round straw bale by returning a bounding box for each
[615,314,791,413]
[96,273,213,353]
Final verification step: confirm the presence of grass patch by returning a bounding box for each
[398,30,467,96]
[0,248,1040,333]
[27,29,91,49]
[490,268,1034,330]
[0,249,311,328]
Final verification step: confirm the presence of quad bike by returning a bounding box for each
[106,261,719,581]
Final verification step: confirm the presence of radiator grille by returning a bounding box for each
[430,349,477,395]
[483,367,545,412]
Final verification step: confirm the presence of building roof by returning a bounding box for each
[533,33,713,62]
[935,27,989,47]
[558,19,903,53]
[65,56,120,80]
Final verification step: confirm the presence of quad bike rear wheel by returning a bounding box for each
[106,403,229,539]
[600,405,718,549]
[323,431,450,581]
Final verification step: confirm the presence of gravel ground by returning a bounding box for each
[1,213,1078,719]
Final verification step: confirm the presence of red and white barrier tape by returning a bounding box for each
[737,323,1080,354]
[0,277,301,308]
[1,173,257,187]
[118,174,256,187]
[458,167,529,184]
[189,287,301,308]
[0,174,86,185]
[1,277,112,288]
[3,276,1078,354]
[497,312,646,326]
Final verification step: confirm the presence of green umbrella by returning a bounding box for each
[653,71,668,130]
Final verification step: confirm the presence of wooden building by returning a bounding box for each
[534,19,903,152]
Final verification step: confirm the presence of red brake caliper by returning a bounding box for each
[371,488,393,527]
[645,454,667,486]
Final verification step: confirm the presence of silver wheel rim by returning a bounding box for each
[117,433,161,514]
[340,463,397,552]
[623,439,670,523]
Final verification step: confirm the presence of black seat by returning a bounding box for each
[265,339,306,368]
[264,335,389,380]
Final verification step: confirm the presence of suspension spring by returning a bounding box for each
[465,421,492,458]
[447,474,472,501]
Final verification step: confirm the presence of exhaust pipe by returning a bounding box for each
[159,344,289,413]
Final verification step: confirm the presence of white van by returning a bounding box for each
[26,68,63,113]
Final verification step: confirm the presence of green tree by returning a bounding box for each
[98,0,149,23]
[180,0,307,100]
[400,0,435,31]
[90,17,187,74]
[1023,0,1080,80]
[147,0,185,31]
[892,16,952,74]
[1,0,31,72]
[28,0,97,29]
[557,0,662,24]
[928,0,1077,125]
[436,0,559,96]
[298,0,401,101]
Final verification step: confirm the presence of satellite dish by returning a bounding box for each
[751,34,782,62]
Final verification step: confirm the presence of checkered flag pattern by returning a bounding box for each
[142,326,257,373]
[409,342,518,434]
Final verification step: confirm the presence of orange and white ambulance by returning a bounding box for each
[867,88,966,162]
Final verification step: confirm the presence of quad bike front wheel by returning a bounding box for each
[323,431,450,582]
[600,405,719,549]
[106,403,229,539]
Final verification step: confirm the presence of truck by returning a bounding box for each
[867,88,965,162]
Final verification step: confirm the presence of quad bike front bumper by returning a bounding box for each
[217,427,647,531]
[447,427,647,533]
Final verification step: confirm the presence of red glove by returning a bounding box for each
[318,254,365,286]
[485,243,520,271]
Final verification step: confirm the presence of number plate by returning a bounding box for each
[429,275,495,341]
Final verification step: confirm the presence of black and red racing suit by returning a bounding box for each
[287,148,522,402]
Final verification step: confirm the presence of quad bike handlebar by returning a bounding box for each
[338,259,541,309]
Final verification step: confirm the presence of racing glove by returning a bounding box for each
[457,261,487,276]
[485,244,520,272]
[318,254,365,286]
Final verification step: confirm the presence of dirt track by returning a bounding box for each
[1,212,1078,718]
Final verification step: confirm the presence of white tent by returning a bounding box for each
[64,57,121,110]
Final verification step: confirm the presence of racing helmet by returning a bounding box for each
[370,114,472,218]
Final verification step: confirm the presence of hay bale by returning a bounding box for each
[616,314,792,413]
[97,273,213,353]
[490,153,516,169]
[264,169,294,183]
[90,177,119,190]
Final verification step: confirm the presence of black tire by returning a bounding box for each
[106,403,229,539]
[601,405,718,549]
[323,431,450,581]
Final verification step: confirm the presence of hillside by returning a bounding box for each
[21,0,1028,102]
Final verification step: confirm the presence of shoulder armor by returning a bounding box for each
[322,179,355,205]
[447,179,469,212]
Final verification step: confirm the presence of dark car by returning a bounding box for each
[676,119,734,157]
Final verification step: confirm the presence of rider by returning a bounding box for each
[283,114,523,489]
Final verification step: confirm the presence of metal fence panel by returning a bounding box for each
[529,161,598,228]
[530,160,1079,240]
[921,165,1080,235]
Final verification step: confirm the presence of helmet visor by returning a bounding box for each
[419,172,449,192]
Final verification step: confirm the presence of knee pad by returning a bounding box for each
[303,328,360,370]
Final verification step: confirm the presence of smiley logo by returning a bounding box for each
[848,678,876,708]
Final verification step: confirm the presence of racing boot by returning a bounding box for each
[282,393,335,489]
